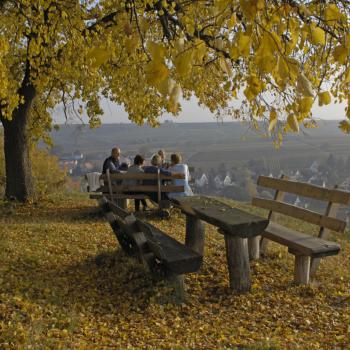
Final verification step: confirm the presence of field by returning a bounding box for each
[50,121,350,172]
[1,193,349,349]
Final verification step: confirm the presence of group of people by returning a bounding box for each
[102,147,193,211]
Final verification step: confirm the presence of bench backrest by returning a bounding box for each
[252,175,350,236]
[101,170,185,203]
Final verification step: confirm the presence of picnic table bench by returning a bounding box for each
[98,197,202,299]
[252,175,349,284]
[172,196,269,293]
[90,169,185,214]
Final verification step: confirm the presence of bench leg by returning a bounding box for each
[260,237,269,257]
[224,235,251,293]
[167,274,186,303]
[294,255,311,285]
[115,198,128,210]
[185,214,205,256]
[248,236,260,260]
[309,257,321,279]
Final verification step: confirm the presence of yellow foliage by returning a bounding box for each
[0,0,350,155]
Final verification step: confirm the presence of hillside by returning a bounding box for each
[49,121,350,172]
[1,194,349,349]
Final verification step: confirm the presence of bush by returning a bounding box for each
[0,136,67,200]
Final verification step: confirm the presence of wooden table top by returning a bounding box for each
[173,196,269,238]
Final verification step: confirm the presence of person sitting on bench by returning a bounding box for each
[102,147,121,174]
[158,149,170,169]
[143,154,172,203]
[123,155,149,212]
[167,153,193,199]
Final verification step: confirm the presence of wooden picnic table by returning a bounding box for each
[172,196,269,293]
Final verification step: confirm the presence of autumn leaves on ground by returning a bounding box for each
[0,194,349,349]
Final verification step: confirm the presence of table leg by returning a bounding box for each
[248,235,260,260]
[185,214,205,255]
[224,235,251,293]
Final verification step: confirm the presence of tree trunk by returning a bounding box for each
[1,83,36,202]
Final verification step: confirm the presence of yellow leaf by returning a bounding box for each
[287,114,299,132]
[145,61,169,87]
[218,57,232,76]
[339,120,350,133]
[174,50,193,77]
[228,13,236,28]
[147,41,166,63]
[86,47,111,68]
[244,74,265,101]
[237,32,251,57]
[333,45,348,64]
[318,91,331,106]
[168,83,182,113]
[296,73,313,97]
[309,26,326,46]
[193,40,206,64]
[300,96,313,113]
[268,109,278,133]
[324,4,342,22]
[229,45,239,60]
[345,69,350,83]
[125,36,139,54]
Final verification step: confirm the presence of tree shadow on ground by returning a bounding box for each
[6,250,180,315]
[0,205,105,224]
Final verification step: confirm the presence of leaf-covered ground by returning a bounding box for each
[0,194,349,349]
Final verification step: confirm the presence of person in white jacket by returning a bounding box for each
[167,153,193,199]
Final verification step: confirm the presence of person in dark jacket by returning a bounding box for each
[143,154,171,203]
[102,147,121,174]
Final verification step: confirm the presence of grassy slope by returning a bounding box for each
[0,194,349,349]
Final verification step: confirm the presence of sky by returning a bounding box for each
[53,96,347,124]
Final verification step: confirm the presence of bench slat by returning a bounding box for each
[257,176,350,205]
[93,194,150,200]
[98,185,184,193]
[136,221,202,274]
[104,200,202,274]
[252,197,346,233]
[100,173,185,180]
[263,222,341,257]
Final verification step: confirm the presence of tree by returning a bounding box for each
[0,1,350,201]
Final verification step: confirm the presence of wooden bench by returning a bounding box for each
[252,175,350,284]
[90,169,185,214]
[98,197,202,299]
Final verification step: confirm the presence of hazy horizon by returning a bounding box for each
[52,97,347,125]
